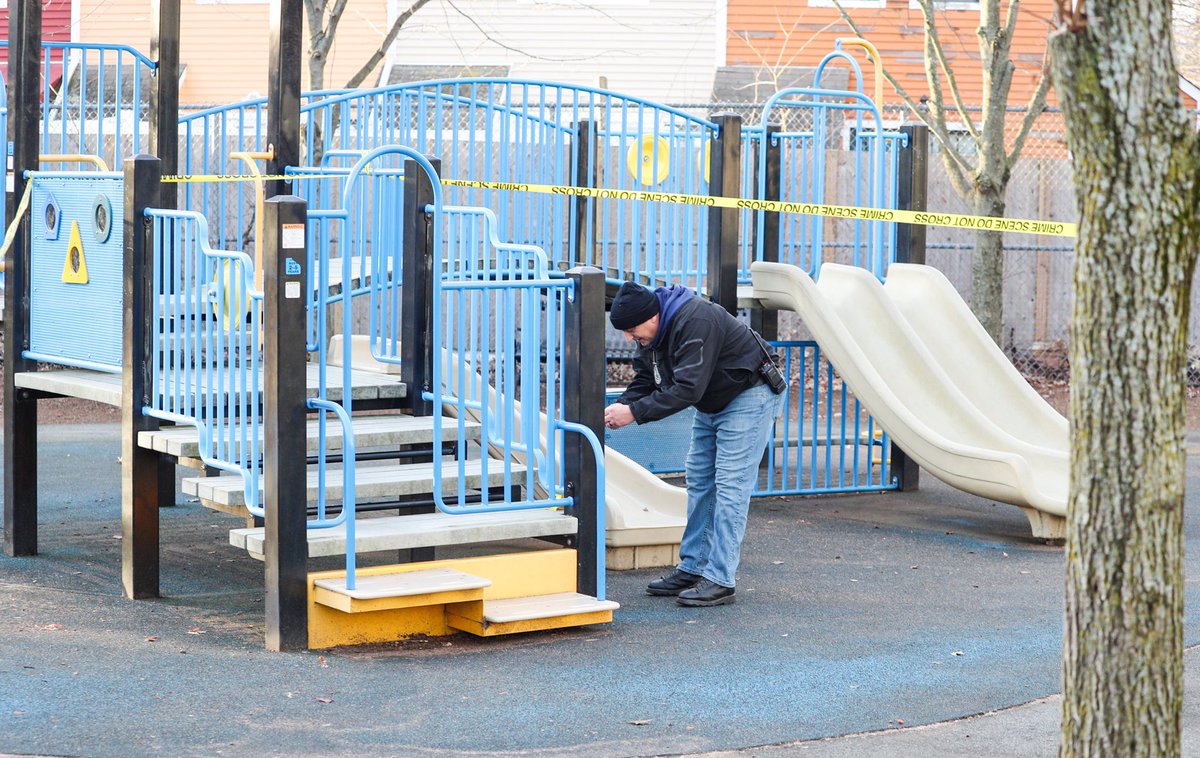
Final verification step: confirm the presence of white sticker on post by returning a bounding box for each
[285,281,301,299]
[282,223,305,249]
[5,173,11,193]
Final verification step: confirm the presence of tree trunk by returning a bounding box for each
[970,194,1006,344]
[1050,4,1200,755]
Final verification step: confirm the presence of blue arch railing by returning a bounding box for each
[180,79,719,293]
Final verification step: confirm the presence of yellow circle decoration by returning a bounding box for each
[625,134,670,186]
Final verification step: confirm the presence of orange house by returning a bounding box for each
[723,1,1057,110]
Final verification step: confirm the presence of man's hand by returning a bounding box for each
[604,403,634,430]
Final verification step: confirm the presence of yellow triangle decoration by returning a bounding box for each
[61,221,89,284]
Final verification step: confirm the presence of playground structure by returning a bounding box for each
[2,3,1068,652]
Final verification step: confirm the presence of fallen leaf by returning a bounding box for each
[897,719,905,725]
[315,697,333,704]
[41,623,62,631]
[145,636,159,642]
[318,655,329,668]
[187,627,207,635]
[628,719,650,726]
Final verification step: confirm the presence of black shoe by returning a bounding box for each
[646,569,702,596]
[676,579,736,607]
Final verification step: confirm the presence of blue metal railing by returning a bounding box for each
[301,145,605,594]
[755,340,896,496]
[143,208,270,515]
[0,42,157,173]
[740,88,902,282]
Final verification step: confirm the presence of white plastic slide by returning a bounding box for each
[750,261,1068,539]
[882,263,1068,453]
[328,336,686,549]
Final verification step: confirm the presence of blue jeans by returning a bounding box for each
[677,383,784,588]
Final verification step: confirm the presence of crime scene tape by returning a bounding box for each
[158,172,1078,238]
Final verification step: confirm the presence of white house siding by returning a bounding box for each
[384,0,722,104]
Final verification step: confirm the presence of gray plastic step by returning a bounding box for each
[231,508,577,559]
[140,414,479,458]
[183,458,526,507]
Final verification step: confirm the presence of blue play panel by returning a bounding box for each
[604,389,695,474]
[28,174,124,370]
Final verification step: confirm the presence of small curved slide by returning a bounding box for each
[750,261,1068,540]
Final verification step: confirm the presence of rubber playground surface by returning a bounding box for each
[5,423,1200,757]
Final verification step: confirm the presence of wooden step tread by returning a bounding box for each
[140,415,480,458]
[482,592,620,624]
[183,458,526,507]
[314,568,491,599]
[232,509,577,558]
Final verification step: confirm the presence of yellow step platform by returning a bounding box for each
[307,548,619,649]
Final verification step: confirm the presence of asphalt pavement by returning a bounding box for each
[3,423,1200,757]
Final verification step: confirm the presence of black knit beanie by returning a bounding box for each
[609,281,660,331]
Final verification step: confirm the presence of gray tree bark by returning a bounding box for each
[1049,1,1200,754]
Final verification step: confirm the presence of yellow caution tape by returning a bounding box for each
[440,178,1079,238]
[157,172,1078,238]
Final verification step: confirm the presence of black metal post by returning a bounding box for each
[571,119,597,268]
[262,195,310,652]
[888,123,929,492]
[895,124,929,266]
[400,158,439,417]
[751,122,781,341]
[706,113,742,315]
[3,0,42,557]
[563,266,605,597]
[267,0,303,197]
[149,0,180,208]
[122,156,168,598]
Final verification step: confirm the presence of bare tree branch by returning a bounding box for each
[831,1,976,188]
[918,0,980,142]
[342,0,435,89]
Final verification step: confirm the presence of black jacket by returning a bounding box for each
[616,295,765,423]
